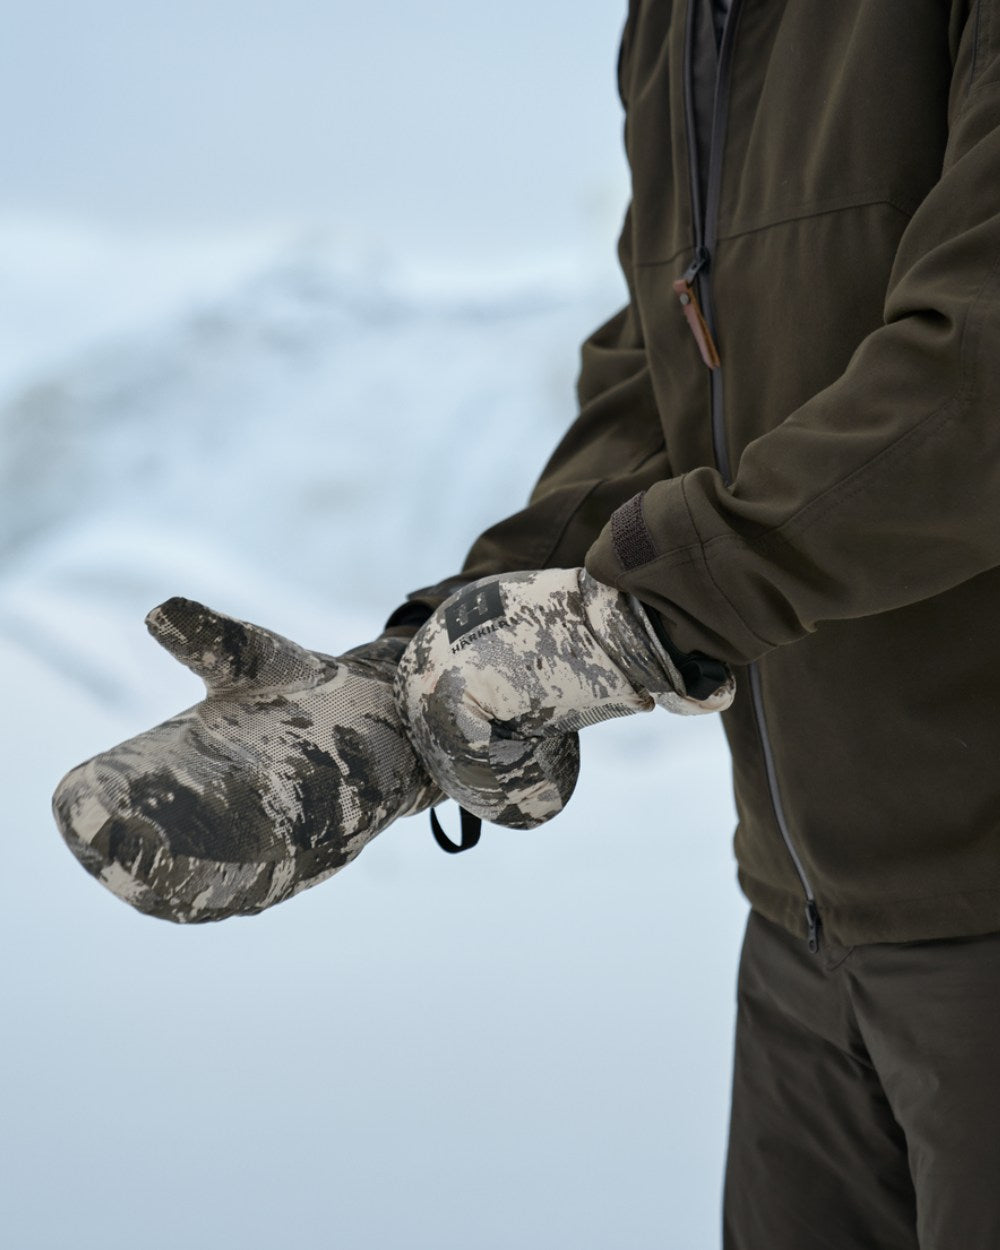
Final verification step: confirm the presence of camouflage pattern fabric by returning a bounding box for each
[51,598,441,923]
[395,568,735,830]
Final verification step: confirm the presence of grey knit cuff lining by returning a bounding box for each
[610,491,657,570]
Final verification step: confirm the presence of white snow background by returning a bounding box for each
[1,4,746,1248]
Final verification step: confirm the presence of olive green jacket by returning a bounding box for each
[401,0,1000,945]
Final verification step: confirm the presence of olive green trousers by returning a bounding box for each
[723,910,1000,1249]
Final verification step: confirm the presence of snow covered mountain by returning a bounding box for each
[0,232,625,704]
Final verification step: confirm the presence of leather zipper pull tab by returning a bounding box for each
[674,249,721,370]
[674,275,721,369]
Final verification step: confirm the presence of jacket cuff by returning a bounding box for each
[584,477,771,666]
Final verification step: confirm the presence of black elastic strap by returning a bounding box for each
[429,806,482,854]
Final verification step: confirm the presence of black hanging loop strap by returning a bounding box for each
[429,806,482,854]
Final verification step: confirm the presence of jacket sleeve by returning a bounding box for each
[586,5,1000,666]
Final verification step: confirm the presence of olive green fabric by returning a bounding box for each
[403,1,1000,945]
[724,910,1000,1249]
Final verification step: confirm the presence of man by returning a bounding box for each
[392,6,1000,1243]
[54,3,1000,1245]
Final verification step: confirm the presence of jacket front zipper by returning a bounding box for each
[681,0,821,952]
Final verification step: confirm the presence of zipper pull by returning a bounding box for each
[805,899,821,954]
[674,248,721,370]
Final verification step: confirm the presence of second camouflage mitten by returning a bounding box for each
[52,597,441,923]
[395,568,735,829]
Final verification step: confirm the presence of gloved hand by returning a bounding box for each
[51,597,441,923]
[395,568,735,829]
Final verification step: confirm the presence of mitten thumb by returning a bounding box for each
[145,596,325,693]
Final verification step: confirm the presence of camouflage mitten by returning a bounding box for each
[395,568,735,830]
[52,597,441,923]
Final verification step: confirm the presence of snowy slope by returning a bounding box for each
[1,234,625,698]
[2,236,606,588]
[0,230,744,1250]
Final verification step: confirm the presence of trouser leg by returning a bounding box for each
[847,930,1000,1249]
[722,911,918,1250]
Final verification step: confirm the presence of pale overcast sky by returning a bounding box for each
[2,0,630,259]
